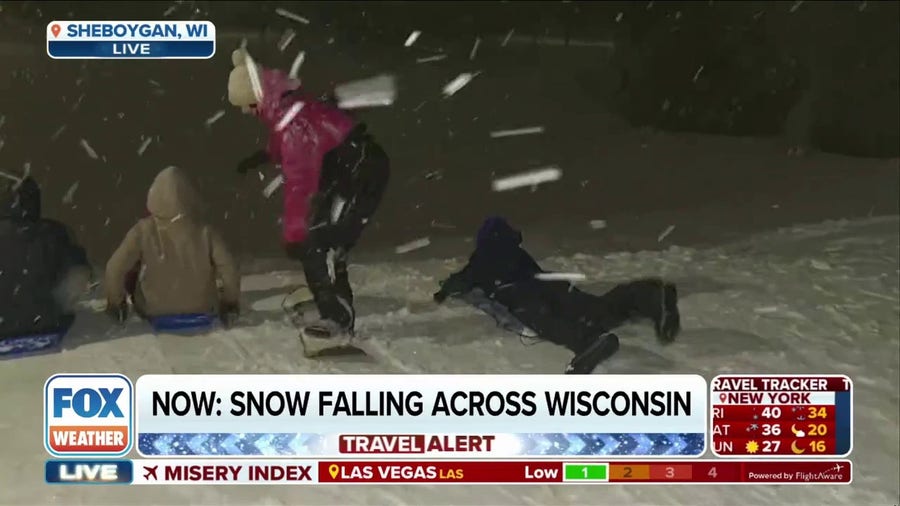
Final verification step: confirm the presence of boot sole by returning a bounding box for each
[300,329,354,358]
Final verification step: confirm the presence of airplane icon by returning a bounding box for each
[831,463,844,473]
[143,466,158,480]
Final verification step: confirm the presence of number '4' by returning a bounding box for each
[708,467,718,478]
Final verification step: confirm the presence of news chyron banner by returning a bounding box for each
[46,21,215,59]
[130,374,707,458]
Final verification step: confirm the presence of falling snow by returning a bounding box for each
[276,102,305,131]
[205,110,226,126]
[416,54,447,63]
[657,225,676,242]
[335,75,397,109]
[288,50,306,79]
[443,73,478,97]
[277,29,297,52]
[79,139,98,159]
[469,37,481,60]
[275,8,310,25]
[535,272,587,282]
[263,175,284,198]
[490,126,545,138]
[404,31,422,47]
[61,182,79,205]
[492,167,562,192]
[137,137,153,156]
[395,237,431,254]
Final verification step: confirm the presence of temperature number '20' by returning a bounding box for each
[808,423,828,436]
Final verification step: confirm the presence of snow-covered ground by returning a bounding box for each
[1,216,898,505]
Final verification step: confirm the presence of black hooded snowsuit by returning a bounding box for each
[434,217,680,354]
[0,177,89,339]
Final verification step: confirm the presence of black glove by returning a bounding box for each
[219,302,240,328]
[105,301,128,324]
[237,149,269,175]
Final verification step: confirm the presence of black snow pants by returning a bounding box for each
[290,124,390,330]
[492,278,671,354]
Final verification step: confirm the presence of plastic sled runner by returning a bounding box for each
[0,331,67,360]
[150,314,215,335]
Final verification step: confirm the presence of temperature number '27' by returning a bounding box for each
[762,440,781,453]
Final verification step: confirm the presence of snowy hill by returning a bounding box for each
[1,216,897,505]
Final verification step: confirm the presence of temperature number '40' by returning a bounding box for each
[761,407,782,419]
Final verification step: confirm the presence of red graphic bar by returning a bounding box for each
[318,460,562,483]
[710,376,851,392]
[712,404,836,421]
[713,420,835,439]
[713,437,835,456]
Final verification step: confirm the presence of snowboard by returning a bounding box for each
[286,285,373,360]
[299,329,371,359]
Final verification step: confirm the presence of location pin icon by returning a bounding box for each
[328,464,339,479]
[50,24,60,37]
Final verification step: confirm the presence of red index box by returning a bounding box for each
[710,374,853,458]
[318,460,563,484]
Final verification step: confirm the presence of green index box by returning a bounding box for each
[563,463,609,482]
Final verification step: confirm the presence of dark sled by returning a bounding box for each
[0,330,67,360]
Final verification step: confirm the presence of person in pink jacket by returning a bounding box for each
[227,49,389,346]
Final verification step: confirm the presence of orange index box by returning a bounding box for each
[44,374,133,457]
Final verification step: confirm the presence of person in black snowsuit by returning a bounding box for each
[433,217,681,374]
[0,176,90,342]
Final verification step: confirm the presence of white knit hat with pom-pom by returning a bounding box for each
[227,48,262,107]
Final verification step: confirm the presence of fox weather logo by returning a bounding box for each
[44,374,133,457]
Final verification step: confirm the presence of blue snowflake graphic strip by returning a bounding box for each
[138,433,705,457]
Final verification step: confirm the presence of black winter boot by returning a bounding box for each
[566,333,620,374]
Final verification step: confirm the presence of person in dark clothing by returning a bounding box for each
[0,176,90,344]
[284,124,390,335]
[433,217,681,373]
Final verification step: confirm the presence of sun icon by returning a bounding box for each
[745,440,760,454]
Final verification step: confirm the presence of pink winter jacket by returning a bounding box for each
[254,68,356,244]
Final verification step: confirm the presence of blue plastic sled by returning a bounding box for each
[0,331,67,360]
[150,313,216,335]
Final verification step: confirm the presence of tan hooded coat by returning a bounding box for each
[105,167,240,317]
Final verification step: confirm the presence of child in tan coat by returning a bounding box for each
[105,167,240,326]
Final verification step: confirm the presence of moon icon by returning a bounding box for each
[791,424,806,437]
[791,440,805,454]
